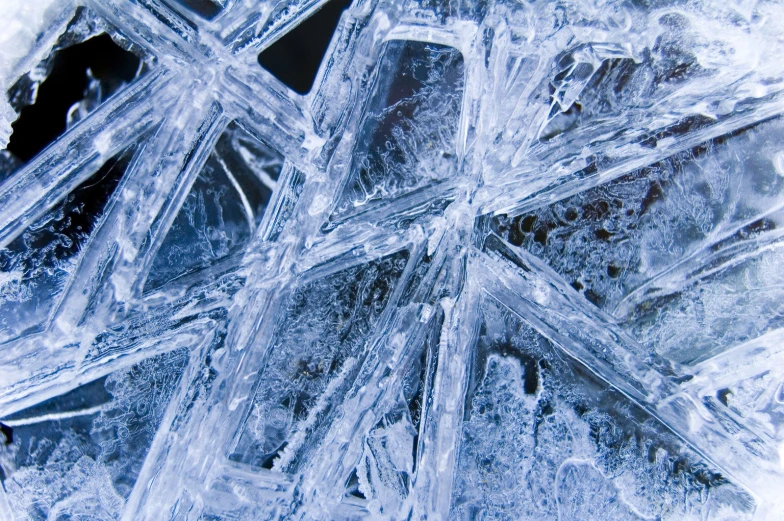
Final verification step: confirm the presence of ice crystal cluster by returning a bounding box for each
[1,0,784,519]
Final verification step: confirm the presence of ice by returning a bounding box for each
[230,250,409,472]
[0,0,62,149]
[1,348,189,519]
[328,40,465,225]
[1,0,784,519]
[5,7,149,170]
[144,121,282,292]
[450,296,754,520]
[0,145,135,343]
[492,115,784,363]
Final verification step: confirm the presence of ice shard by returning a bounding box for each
[1,0,784,519]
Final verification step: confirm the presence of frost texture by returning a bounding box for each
[1,0,784,520]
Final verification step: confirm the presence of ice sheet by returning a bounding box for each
[1,0,783,519]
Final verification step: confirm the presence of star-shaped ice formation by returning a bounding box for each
[1,0,784,519]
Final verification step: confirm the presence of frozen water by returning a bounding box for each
[229,250,409,472]
[328,40,465,225]
[0,145,134,343]
[1,348,189,520]
[144,121,283,292]
[451,296,755,520]
[0,0,783,520]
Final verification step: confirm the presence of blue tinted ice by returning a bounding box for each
[1,0,784,519]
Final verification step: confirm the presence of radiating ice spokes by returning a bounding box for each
[1,0,783,519]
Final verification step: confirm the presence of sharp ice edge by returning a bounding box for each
[0,0,783,519]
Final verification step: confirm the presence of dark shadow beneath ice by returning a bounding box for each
[6,33,141,164]
[257,0,353,94]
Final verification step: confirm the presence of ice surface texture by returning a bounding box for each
[1,0,784,520]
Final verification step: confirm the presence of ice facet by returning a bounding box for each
[492,115,784,364]
[0,145,134,343]
[0,348,188,519]
[230,250,409,472]
[328,40,465,225]
[451,296,754,520]
[144,122,282,292]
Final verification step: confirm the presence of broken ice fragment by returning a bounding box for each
[450,296,755,519]
[144,122,283,292]
[0,348,188,518]
[329,40,465,223]
[230,250,409,472]
[0,145,135,343]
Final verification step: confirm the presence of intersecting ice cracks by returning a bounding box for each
[1,0,784,520]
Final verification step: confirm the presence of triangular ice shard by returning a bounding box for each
[451,295,755,519]
[327,40,465,226]
[144,122,283,292]
[492,115,784,364]
[0,146,135,343]
[229,249,409,472]
[0,348,189,518]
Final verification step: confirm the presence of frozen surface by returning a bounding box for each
[144,121,282,291]
[451,296,754,520]
[1,0,784,520]
[329,40,465,224]
[230,250,408,472]
[1,348,189,519]
[0,146,134,343]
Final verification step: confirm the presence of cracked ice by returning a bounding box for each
[1,0,784,519]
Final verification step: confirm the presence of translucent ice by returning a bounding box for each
[1,0,784,519]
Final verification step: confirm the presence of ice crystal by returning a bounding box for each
[1,0,784,519]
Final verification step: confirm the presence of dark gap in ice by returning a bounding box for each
[506,216,525,246]
[398,250,433,306]
[406,344,428,430]
[638,114,717,149]
[345,468,366,499]
[257,0,352,94]
[523,358,539,395]
[1,377,111,423]
[259,441,287,470]
[540,101,583,142]
[0,422,12,445]
[640,180,665,215]
[171,0,222,19]
[717,388,732,407]
[6,33,141,163]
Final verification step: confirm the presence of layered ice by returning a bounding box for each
[1,0,784,520]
